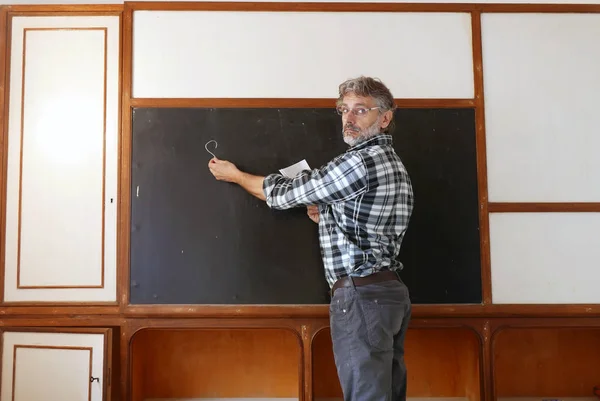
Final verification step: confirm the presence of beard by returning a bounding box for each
[342,117,382,147]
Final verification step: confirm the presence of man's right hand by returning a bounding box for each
[307,205,319,224]
[208,157,242,183]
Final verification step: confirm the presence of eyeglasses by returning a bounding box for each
[336,106,381,116]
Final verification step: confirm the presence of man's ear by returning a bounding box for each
[380,110,393,130]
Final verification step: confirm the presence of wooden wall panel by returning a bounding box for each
[312,327,481,400]
[131,328,301,399]
[493,327,600,397]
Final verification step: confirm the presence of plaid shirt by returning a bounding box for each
[263,134,414,288]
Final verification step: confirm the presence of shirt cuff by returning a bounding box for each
[262,173,283,208]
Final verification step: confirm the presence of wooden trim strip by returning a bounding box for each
[115,7,126,313]
[2,302,600,318]
[7,4,123,14]
[118,3,134,311]
[121,303,600,319]
[488,202,600,213]
[471,11,492,305]
[473,3,600,13]
[0,326,4,396]
[11,345,17,401]
[88,345,93,401]
[0,304,119,314]
[12,27,105,31]
[126,2,600,13]
[15,26,25,291]
[102,327,113,401]
[0,7,9,304]
[120,322,134,401]
[130,98,475,109]
[0,318,124,327]
[301,324,315,401]
[101,27,108,290]
[8,12,121,17]
[1,327,113,334]
[127,2,476,12]
[416,304,600,319]
[481,320,493,401]
[124,305,330,318]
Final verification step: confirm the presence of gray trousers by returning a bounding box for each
[329,277,411,401]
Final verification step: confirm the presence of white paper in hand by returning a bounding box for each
[279,159,311,178]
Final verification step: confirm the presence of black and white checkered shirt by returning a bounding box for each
[263,134,414,288]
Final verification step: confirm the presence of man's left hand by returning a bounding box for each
[307,205,320,224]
[208,158,241,183]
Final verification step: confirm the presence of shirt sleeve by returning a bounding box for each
[262,152,368,210]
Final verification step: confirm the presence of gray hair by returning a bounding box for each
[336,76,397,133]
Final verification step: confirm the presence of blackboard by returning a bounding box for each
[130,107,481,304]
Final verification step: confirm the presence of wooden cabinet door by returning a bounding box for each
[2,14,120,303]
[0,328,112,401]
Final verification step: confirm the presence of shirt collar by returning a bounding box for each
[346,133,394,152]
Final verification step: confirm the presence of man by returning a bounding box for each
[208,76,414,401]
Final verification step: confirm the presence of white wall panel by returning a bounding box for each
[1,331,106,401]
[490,213,600,304]
[132,11,474,99]
[3,16,119,302]
[482,13,600,202]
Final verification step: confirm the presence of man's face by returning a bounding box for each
[339,94,391,146]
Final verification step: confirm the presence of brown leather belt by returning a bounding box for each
[331,270,399,295]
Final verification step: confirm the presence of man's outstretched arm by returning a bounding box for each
[208,158,266,201]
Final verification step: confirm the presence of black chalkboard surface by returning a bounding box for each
[130,107,481,304]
